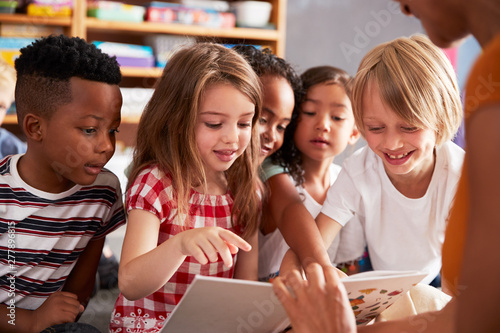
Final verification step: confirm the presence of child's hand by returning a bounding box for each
[32,291,84,331]
[176,227,251,268]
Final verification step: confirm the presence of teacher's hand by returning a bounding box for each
[272,263,356,333]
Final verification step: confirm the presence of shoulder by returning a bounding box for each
[438,141,465,175]
[95,168,122,188]
[464,33,500,117]
[329,163,342,182]
[127,165,174,202]
[0,154,13,176]
[79,169,124,205]
[341,145,378,177]
[260,158,286,182]
[130,165,171,189]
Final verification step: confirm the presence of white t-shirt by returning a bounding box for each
[321,142,464,284]
[258,163,348,281]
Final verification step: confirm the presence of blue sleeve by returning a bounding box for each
[0,128,27,159]
[260,158,287,182]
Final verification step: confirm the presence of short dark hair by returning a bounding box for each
[232,45,302,100]
[232,45,305,179]
[15,34,121,122]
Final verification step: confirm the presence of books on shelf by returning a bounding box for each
[146,1,235,28]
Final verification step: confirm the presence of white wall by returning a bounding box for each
[284,0,424,76]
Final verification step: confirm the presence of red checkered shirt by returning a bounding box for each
[110,165,241,333]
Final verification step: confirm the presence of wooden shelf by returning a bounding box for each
[0,13,71,26]
[3,115,18,125]
[86,18,280,41]
[121,115,141,123]
[3,114,141,125]
[120,66,163,78]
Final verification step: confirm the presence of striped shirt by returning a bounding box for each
[0,154,126,310]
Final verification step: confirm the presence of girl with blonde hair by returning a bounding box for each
[110,42,262,332]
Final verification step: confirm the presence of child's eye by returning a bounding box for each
[302,111,315,116]
[277,124,287,132]
[367,126,384,132]
[205,123,221,129]
[402,126,419,132]
[82,128,97,135]
[332,116,345,121]
[238,122,252,128]
[110,128,120,135]
[259,117,268,124]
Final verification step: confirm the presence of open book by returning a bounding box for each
[161,270,427,332]
[342,270,427,325]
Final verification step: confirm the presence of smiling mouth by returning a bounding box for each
[386,152,410,159]
[215,150,237,162]
[216,150,236,155]
[261,145,272,154]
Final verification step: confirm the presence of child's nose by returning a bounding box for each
[316,115,330,132]
[222,126,238,143]
[263,127,276,143]
[97,132,115,154]
[383,131,404,150]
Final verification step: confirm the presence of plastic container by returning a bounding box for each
[0,1,18,13]
[145,34,195,67]
[87,1,145,23]
[92,41,155,68]
[230,1,272,28]
[27,3,71,17]
[0,37,35,66]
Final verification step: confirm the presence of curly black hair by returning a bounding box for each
[15,34,121,121]
[232,45,304,181]
[278,65,353,186]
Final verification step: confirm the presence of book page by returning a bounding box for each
[342,270,427,325]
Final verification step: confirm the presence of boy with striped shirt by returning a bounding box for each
[0,35,125,332]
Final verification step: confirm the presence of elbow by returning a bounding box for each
[118,268,142,301]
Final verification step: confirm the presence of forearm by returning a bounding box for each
[278,202,331,268]
[267,174,331,269]
[233,231,258,280]
[279,249,303,278]
[456,106,500,332]
[118,235,186,300]
[62,238,104,308]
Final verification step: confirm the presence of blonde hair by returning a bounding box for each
[129,42,262,238]
[0,58,16,93]
[351,34,462,146]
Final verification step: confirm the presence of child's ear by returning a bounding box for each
[348,125,361,145]
[23,113,43,141]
